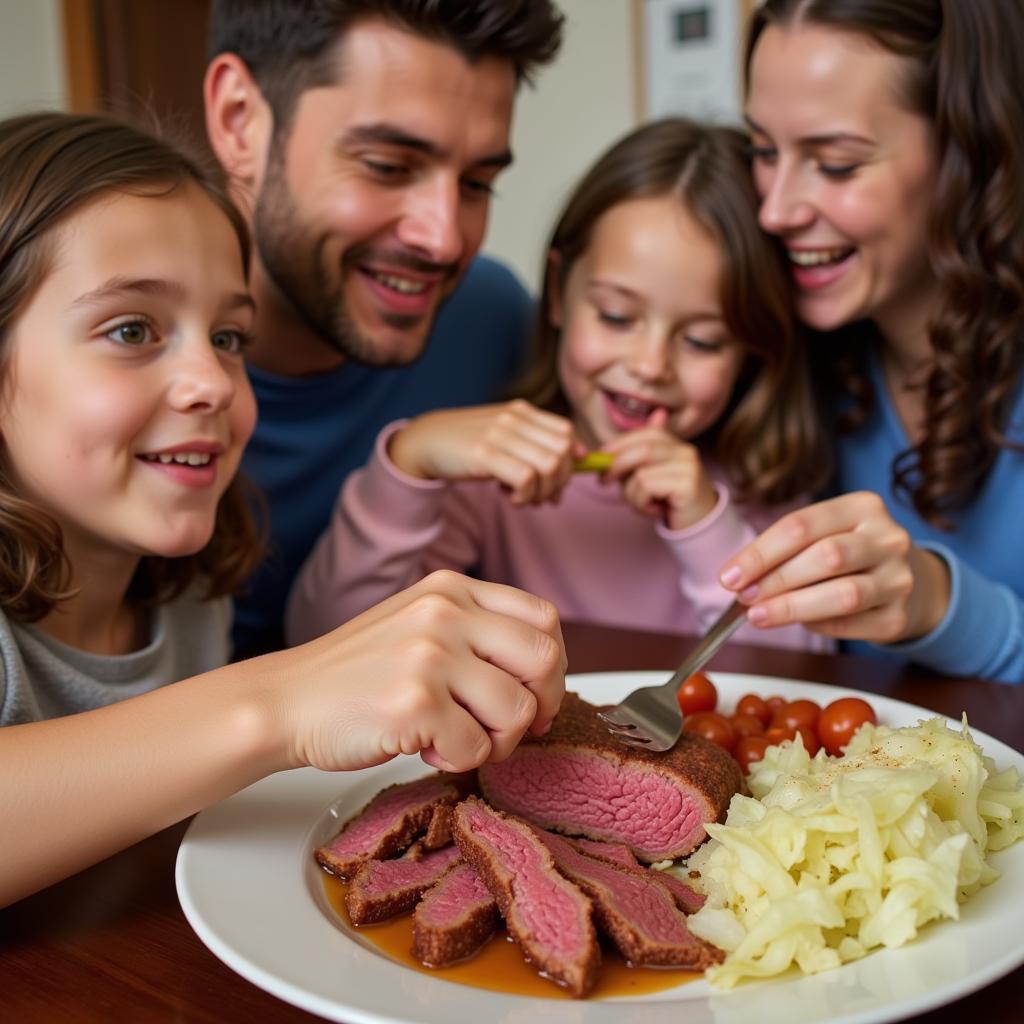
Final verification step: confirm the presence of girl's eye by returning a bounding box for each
[749,145,777,166]
[211,328,251,354]
[598,311,634,329]
[107,320,155,346]
[819,162,859,180]
[683,335,725,354]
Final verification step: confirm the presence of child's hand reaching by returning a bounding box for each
[388,400,578,506]
[601,409,719,530]
[0,570,565,907]
[265,570,566,775]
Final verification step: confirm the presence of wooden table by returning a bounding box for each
[3,622,1022,1023]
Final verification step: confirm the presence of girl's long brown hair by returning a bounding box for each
[516,117,829,506]
[0,111,264,622]
[746,0,1024,528]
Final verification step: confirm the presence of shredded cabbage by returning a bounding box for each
[680,716,1024,989]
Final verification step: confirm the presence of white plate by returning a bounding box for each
[176,671,1024,1024]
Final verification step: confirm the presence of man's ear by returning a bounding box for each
[204,53,273,205]
[545,249,564,329]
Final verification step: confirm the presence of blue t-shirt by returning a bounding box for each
[235,255,533,658]
[834,348,1024,683]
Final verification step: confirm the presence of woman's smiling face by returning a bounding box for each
[746,23,939,341]
[552,194,745,450]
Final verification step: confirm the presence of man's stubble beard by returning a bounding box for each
[252,146,458,368]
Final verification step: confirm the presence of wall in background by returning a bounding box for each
[0,0,66,117]
[0,0,752,294]
[483,0,754,289]
[0,0,627,288]
[482,0,638,289]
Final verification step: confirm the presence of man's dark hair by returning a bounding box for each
[208,0,564,127]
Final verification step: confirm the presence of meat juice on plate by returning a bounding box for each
[322,874,702,999]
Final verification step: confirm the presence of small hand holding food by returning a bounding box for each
[389,400,578,506]
[601,408,718,530]
[718,491,951,642]
[572,450,615,473]
[268,571,566,775]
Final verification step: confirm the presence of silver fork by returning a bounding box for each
[597,599,748,751]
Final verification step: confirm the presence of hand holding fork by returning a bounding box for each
[596,600,747,752]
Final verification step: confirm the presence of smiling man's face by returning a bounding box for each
[251,19,517,367]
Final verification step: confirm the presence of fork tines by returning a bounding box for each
[596,710,654,746]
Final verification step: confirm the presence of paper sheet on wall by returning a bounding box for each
[642,0,742,123]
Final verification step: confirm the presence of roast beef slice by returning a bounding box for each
[478,692,741,861]
[533,826,722,969]
[346,843,462,925]
[570,838,639,867]
[452,796,600,997]
[412,861,499,966]
[315,775,459,879]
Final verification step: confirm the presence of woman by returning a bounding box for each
[718,0,1024,682]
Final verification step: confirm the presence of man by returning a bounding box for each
[204,1,564,656]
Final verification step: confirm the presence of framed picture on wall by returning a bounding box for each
[632,0,756,123]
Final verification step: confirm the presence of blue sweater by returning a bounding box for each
[835,350,1024,683]
[235,255,533,658]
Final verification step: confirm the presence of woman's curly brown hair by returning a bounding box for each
[746,0,1024,528]
[0,111,264,622]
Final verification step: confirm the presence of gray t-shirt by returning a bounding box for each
[0,588,232,726]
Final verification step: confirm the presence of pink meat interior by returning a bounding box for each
[572,838,637,867]
[542,831,691,944]
[325,777,448,857]
[418,863,493,926]
[464,806,585,960]
[657,872,705,913]
[358,845,461,897]
[485,750,703,856]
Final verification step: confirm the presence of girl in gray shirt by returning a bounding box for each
[0,112,564,907]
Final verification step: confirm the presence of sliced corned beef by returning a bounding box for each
[452,796,600,997]
[478,692,741,862]
[570,836,704,912]
[570,836,704,911]
[422,802,454,850]
[346,843,462,925]
[412,861,499,966]
[570,838,639,867]
[316,774,459,879]
[422,772,478,849]
[652,870,706,914]
[532,826,722,969]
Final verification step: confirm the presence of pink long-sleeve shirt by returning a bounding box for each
[286,422,831,653]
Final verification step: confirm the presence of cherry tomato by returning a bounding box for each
[735,693,772,726]
[793,725,821,755]
[817,697,878,756]
[729,713,765,739]
[771,699,822,733]
[683,712,736,752]
[763,724,796,745]
[734,735,771,773]
[765,695,787,714]
[676,671,718,715]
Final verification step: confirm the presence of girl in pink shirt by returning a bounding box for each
[288,119,831,650]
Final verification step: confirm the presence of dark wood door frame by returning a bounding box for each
[61,0,212,148]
